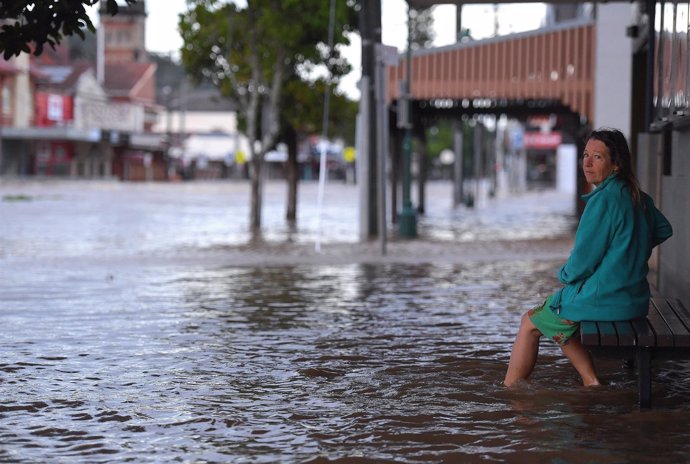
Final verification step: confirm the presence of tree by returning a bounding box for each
[410,7,435,51]
[280,77,358,223]
[0,0,135,59]
[179,0,357,232]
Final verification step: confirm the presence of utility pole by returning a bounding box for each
[453,3,464,207]
[398,1,417,237]
[358,0,382,239]
[473,122,482,207]
[453,121,464,206]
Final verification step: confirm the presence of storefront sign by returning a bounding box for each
[523,131,562,149]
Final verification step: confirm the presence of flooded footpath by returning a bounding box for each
[1,179,690,463]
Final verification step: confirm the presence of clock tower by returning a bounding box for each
[99,1,148,63]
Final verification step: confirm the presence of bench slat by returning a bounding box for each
[598,321,619,346]
[652,297,690,347]
[579,289,689,409]
[613,320,636,346]
[647,301,675,347]
[580,321,599,345]
[632,317,655,347]
[670,299,690,331]
[581,321,638,347]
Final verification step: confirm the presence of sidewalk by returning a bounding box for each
[186,235,574,267]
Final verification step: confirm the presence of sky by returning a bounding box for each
[90,0,547,98]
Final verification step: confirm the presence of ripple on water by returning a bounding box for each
[2,261,690,462]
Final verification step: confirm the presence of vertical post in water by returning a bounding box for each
[473,122,482,208]
[315,0,337,252]
[358,0,382,239]
[357,78,371,242]
[453,121,464,207]
[398,1,417,237]
[375,44,388,255]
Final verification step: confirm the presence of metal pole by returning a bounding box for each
[359,0,381,238]
[357,77,371,242]
[375,44,387,255]
[453,121,464,206]
[645,0,656,129]
[315,0,337,252]
[456,3,463,42]
[452,3,464,207]
[473,122,482,207]
[399,1,417,237]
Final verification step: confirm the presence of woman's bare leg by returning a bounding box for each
[561,338,600,386]
[504,312,542,386]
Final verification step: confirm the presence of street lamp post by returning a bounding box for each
[399,1,417,237]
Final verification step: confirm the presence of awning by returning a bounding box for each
[129,132,167,151]
[1,126,101,142]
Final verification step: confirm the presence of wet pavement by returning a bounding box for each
[0,179,575,265]
[2,179,690,463]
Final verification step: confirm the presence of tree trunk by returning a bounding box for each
[285,125,298,223]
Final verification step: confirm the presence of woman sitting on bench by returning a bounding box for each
[504,127,673,387]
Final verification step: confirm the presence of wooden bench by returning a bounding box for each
[581,290,690,409]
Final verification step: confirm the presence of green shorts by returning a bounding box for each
[528,295,579,346]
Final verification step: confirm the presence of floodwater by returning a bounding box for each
[1,179,690,463]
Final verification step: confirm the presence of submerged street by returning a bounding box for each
[1,179,690,463]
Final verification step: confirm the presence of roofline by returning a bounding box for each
[130,62,156,97]
[410,17,595,57]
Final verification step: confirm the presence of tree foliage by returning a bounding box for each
[282,78,357,144]
[410,7,435,51]
[281,76,357,222]
[0,0,135,59]
[179,0,358,231]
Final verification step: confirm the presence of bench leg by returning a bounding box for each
[637,348,652,409]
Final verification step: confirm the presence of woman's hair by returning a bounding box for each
[586,127,643,207]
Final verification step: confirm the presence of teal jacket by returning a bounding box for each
[551,174,673,322]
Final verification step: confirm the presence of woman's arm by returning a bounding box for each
[559,197,614,285]
[651,204,673,247]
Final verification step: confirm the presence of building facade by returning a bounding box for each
[0,0,166,181]
[634,1,690,306]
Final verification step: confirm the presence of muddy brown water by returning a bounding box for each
[1,180,689,463]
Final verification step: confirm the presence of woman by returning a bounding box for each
[504,127,673,387]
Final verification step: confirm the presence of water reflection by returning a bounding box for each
[3,260,690,462]
[2,182,690,462]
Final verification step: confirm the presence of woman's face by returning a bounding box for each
[582,139,616,186]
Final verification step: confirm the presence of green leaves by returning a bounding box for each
[179,0,357,104]
[0,0,136,59]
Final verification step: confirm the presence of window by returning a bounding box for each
[653,2,690,122]
[47,94,63,121]
[2,84,10,115]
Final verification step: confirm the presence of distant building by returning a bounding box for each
[31,62,112,177]
[0,0,253,182]
[99,1,148,64]
[0,0,168,180]
[149,54,248,180]
[0,54,43,176]
[98,1,165,181]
